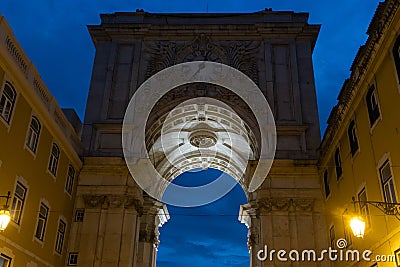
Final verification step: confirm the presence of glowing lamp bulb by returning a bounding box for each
[350,216,366,238]
[0,209,11,231]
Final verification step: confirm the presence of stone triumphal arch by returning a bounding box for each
[67,10,328,267]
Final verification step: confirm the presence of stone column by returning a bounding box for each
[135,196,169,267]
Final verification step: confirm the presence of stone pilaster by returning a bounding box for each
[135,196,169,267]
[68,192,143,267]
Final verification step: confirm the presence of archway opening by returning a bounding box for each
[157,168,249,267]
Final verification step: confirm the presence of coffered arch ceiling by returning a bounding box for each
[146,91,260,189]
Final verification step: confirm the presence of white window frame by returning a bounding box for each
[65,165,75,195]
[392,33,400,91]
[379,159,397,204]
[25,115,41,155]
[347,120,360,157]
[323,170,330,199]
[334,147,343,180]
[358,187,371,226]
[48,143,60,177]
[329,225,335,248]
[55,218,67,254]
[10,181,27,225]
[34,202,49,242]
[0,253,12,267]
[365,83,382,129]
[342,209,353,247]
[74,209,84,222]
[0,81,17,126]
[67,253,78,266]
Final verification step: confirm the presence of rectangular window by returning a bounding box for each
[55,219,66,254]
[0,82,16,124]
[35,203,49,241]
[380,160,397,203]
[65,165,75,194]
[323,170,330,198]
[74,209,84,222]
[366,85,380,126]
[0,254,11,267]
[329,225,335,248]
[334,148,343,179]
[358,188,370,226]
[48,143,60,176]
[10,182,27,224]
[348,120,359,156]
[68,253,78,266]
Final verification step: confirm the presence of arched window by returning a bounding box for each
[65,165,75,194]
[35,202,49,241]
[393,34,400,83]
[0,82,17,123]
[323,170,330,198]
[379,160,397,203]
[334,148,342,179]
[26,116,41,153]
[365,85,380,126]
[48,143,60,176]
[347,120,359,156]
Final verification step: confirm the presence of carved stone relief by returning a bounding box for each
[144,35,260,84]
[82,194,143,212]
[259,197,314,212]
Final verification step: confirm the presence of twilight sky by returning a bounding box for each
[0,0,382,266]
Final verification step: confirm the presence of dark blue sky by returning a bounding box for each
[0,1,382,266]
[158,169,249,267]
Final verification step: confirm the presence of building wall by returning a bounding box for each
[0,15,82,267]
[320,1,400,266]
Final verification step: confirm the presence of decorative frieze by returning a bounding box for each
[82,195,106,208]
[259,197,314,212]
[139,228,158,244]
[82,194,143,212]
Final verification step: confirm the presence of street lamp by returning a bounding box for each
[350,216,366,238]
[350,197,400,238]
[0,192,11,231]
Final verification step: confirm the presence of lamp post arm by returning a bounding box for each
[353,199,400,220]
[0,191,11,208]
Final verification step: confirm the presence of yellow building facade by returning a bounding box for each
[0,15,82,267]
[320,0,400,266]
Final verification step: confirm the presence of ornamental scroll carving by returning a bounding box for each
[259,198,314,212]
[82,195,106,208]
[82,194,143,212]
[144,35,260,84]
[139,228,158,244]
